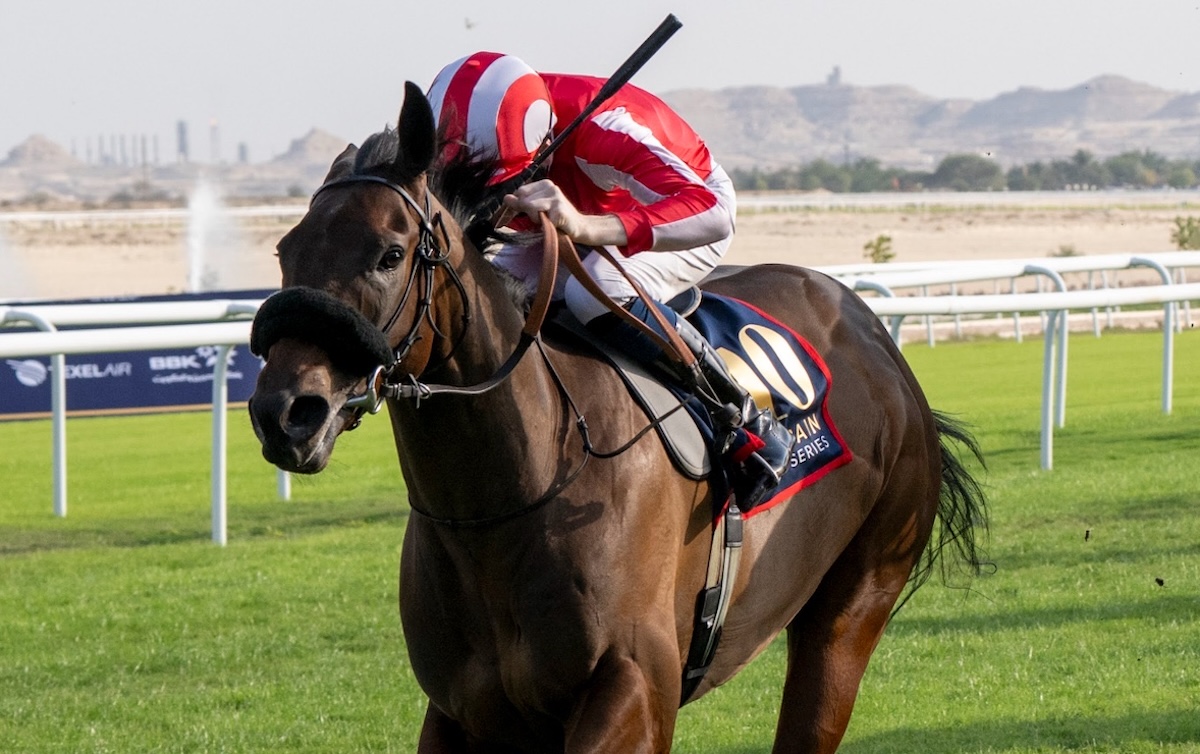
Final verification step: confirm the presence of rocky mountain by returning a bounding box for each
[270,128,349,167]
[4,74,1200,203]
[662,75,1200,170]
[1,134,80,167]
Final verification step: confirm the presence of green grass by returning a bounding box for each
[674,329,1200,753]
[0,407,405,552]
[2,328,1198,752]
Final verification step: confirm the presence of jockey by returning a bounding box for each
[426,51,794,509]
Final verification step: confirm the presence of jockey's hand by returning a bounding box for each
[504,180,628,247]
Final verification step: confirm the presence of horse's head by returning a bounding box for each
[248,82,457,473]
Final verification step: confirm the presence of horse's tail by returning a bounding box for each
[893,409,991,616]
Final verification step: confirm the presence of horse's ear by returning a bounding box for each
[322,143,359,184]
[393,80,436,181]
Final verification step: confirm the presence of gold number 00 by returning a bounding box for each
[716,325,817,415]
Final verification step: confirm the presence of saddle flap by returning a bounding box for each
[548,311,711,480]
[547,289,855,515]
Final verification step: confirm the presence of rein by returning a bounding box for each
[298,174,692,528]
[319,174,694,414]
[343,196,556,415]
[312,176,558,417]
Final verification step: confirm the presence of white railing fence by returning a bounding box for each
[866,283,1200,470]
[2,265,1198,544]
[0,320,256,545]
[0,298,270,545]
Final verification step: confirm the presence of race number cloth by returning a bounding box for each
[687,292,853,517]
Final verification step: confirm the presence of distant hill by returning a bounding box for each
[2,134,79,167]
[270,129,349,167]
[5,74,1200,202]
[662,75,1200,170]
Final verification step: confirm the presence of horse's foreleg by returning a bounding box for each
[416,704,473,753]
[563,651,678,754]
[417,704,533,754]
[771,488,935,754]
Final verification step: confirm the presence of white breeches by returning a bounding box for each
[490,238,731,324]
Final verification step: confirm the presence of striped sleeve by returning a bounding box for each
[572,108,732,255]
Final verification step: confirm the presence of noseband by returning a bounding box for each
[251,173,559,428]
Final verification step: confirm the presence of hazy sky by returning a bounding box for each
[5,0,1200,163]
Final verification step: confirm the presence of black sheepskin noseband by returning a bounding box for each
[250,287,394,376]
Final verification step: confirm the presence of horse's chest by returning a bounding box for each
[417,605,600,744]
[407,564,604,720]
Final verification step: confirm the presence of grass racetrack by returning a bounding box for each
[2,327,1198,752]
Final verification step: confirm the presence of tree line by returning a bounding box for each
[729,150,1200,193]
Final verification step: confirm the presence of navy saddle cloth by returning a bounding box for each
[549,290,853,515]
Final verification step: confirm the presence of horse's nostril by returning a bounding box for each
[285,395,331,437]
[250,392,286,437]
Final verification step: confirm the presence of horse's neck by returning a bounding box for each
[387,243,570,518]
[429,244,529,385]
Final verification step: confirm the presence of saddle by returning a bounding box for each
[547,299,710,481]
[547,286,852,516]
[546,282,854,704]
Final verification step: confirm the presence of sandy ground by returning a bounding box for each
[0,203,1191,302]
[728,205,1182,268]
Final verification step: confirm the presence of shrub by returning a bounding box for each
[1170,216,1200,250]
[863,234,895,263]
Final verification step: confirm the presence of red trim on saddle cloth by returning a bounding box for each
[719,296,855,521]
[745,452,854,519]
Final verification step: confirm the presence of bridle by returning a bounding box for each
[311,175,465,373]
[261,171,694,528]
[308,167,700,426]
[307,174,561,426]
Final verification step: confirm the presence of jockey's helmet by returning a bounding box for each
[426,51,556,185]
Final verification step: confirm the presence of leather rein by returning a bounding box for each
[310,175,562,419]
[301,174,696,528]
[325,174,695,419]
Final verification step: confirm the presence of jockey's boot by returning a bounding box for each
[670,312,796,509]
[586,298,795,511]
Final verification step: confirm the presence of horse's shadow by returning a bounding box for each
[672,706,1200,753]
[840,707,1200,753]
[0,499,409,555]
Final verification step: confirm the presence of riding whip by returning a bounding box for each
[479,13,683,223]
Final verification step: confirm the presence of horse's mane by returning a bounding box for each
[345,127,533,308]
[347,126,512,250]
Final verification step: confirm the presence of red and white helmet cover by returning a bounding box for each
[427,51,556,185]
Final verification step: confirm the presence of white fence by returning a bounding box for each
[866,283,1200,470]
[1,301,265,546]
[2,262,1199,544]
[3,190,1197,228]
[738,188,1200,212]
[0,205,305,228]
[821,251,1197,344]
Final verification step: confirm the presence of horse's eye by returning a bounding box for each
[379,246,405,271]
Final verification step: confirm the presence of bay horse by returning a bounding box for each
[248,82,987,753]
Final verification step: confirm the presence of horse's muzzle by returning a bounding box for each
[248,389,341,473]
